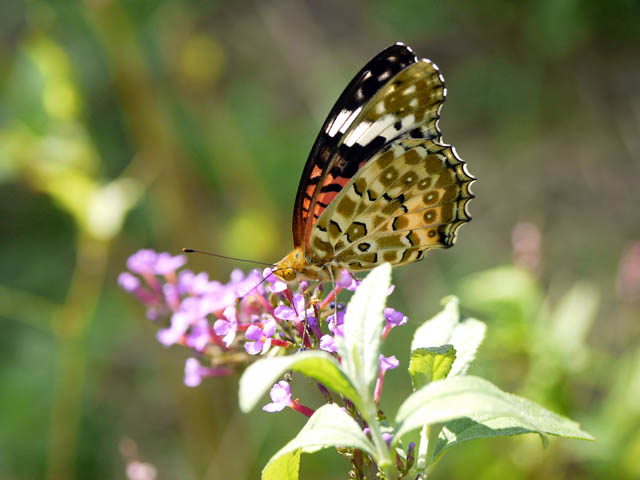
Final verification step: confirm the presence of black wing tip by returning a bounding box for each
[381,42,417,59]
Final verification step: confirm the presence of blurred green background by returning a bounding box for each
[1,0,639,479]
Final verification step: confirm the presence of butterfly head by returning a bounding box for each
[273,247,307,283]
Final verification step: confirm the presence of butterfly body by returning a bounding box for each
[274,246,344,282]
[273,43,475,283]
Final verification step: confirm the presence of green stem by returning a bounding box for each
[362,405,397,480]
[47,235,108,480]
[421,423,444,478]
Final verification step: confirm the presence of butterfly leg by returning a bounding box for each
[326,265,339,327]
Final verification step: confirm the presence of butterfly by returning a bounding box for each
[273,43,475,283]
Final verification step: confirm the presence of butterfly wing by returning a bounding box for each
[310,136,474,269]
[292,43,419,249]
[292,43,474,274]
[304,52,475,269]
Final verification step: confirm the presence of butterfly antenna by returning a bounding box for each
[182,248,275,267]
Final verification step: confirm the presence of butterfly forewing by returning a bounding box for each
[292,43,419,249]
[299,57,449,254]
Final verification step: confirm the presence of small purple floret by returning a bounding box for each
[213,306,238,347]
[184,358,204,387]
[384,308,408,328]
[379,354,400,373]
[118,272,140,292]
[319,334,337,353]
[157,310,195,346]
[274,293,311,323]
[244,318,277,355]
[163,283,181,311]
[186,318,211,351]
[337,270,360,291]
[145,307,160,321]
[126,249,157,274]
[263,381,291,412]
[154,252,187,275]
[327,311,345,338]
[184,357,232,387]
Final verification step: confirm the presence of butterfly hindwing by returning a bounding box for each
[292,43,419,248]
[310,136,474,270]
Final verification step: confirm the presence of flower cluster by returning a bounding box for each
[119,249,408,412]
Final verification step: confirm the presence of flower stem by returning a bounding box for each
[362,405,397,480]
[289,399,315,418]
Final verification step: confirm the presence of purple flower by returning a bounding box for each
[274,293,314,324]
[122,248,409,389]
[184,358,202,387]
[305,314,323,339]
[178,270,212,296]
[199,287,238,316]
[384,308,408,328]
[213,306,238,347]
[374,354,399,403]
[118,272,140,292]
[263,381,291,412]
[184,358,232,387]
[230,269,265,297]
[184,358,204,386]
[162,283,181,311]
[157,298,206,346]
[244,318,277,355]
[186,318,211,351]
[319,334,337,353]
[126,249,157,274]
[157,310,192,346]
[230,269,244,283]
[327,311,345,338]
[337,270,360,291]
[154,252,186,275]
[145,307,160,321]
[118,272,157,306]
[379,354,400,373]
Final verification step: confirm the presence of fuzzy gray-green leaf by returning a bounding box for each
[409,346,456,390]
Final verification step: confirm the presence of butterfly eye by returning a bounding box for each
[283,269,297,282]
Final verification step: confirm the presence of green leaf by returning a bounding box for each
[262,404,376,479]
[262,450,301,480]
[411,296,460,350]
[411,297,486,377]
[546,281,599,369]
[459,266,541,320]
[432,417,549,462]
[239,350,360,413]
[447,318,486,377]
[337,263,391,398]
[394,375,593,442]
[409,346,456,390]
